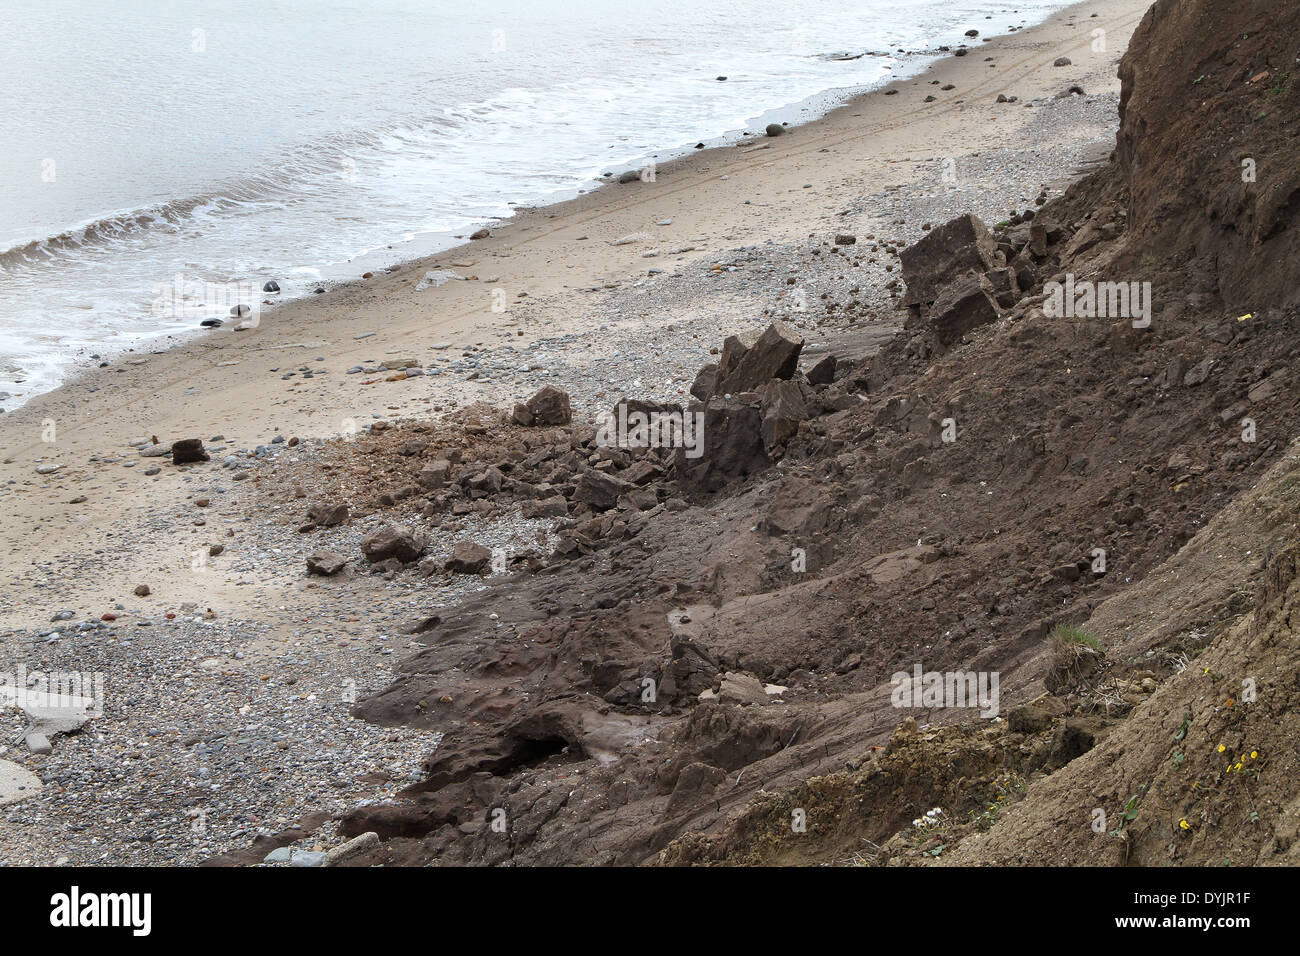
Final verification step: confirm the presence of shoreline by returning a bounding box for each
[6,0,1117,416]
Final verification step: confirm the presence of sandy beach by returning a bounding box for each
[0,0,1155,865]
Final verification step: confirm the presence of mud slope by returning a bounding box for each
[661,439,1300,866]
[292,0,1300,867]
[659,0,1300,867]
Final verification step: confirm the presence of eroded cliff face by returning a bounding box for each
[1116,0,1300,309]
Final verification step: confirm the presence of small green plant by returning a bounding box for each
[1109,792,1142,837]
[1050,624,1102,651]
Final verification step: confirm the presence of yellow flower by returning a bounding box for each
[1217,744,1226,753]
[1251,751,1258,759]
[1179,819,1190,830]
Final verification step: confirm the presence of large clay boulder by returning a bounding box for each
[928,273,1002,349]
[757,379,814,453]
[711,322,803,397]
[805,354,837,385]
[307,501,350,527]
[418,459,451,489]
[900,213,999,310]
[675,397,768,490]
[306,551,348,576]
[574,469,636,511]
[690,363,718,401]
[523,386,572,426]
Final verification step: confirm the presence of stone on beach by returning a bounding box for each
[307,501,350,527]
[306,550,348,576]
[928,273,1002,348]
[690,363,718,400]
[574,469,636,511]
[521,496,568,518]
[444,540,492,574]
[360,525,427,564]
[805,354,837,385]
[758,378,814,453]
[171,438,210,464]
[418,459,452,489]
[322,831,379,867]
[675,396,767,490]
[0,760,43,806]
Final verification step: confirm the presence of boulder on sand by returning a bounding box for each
[758,379,814,453]
[321,831,379,867]
[417,459,452,489]
[308,501,350,527]
[444,540,492,574]
[690,363,718,401]
[574,469,636,511]
[171,438,210,464]
[805,354,837,385]
[306,550,348,576]
[360,525,427,564]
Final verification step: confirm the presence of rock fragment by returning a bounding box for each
[360,525,426,564]
[171,438,210,464]
[306,551,348,576]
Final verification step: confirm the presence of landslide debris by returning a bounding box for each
[225,0,1300,867]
